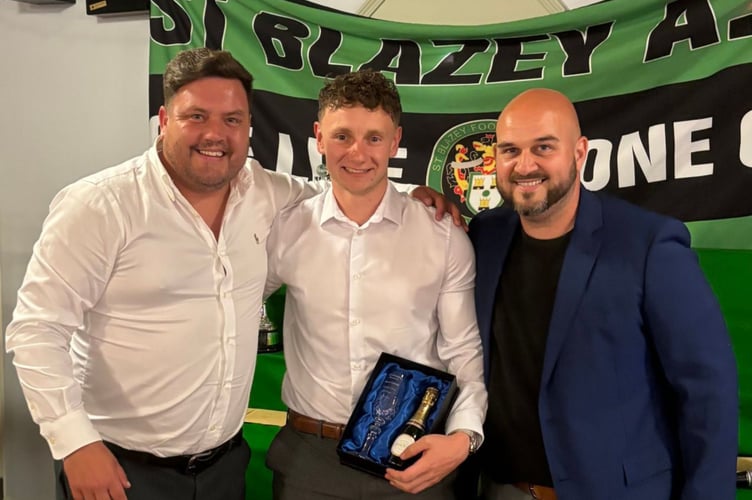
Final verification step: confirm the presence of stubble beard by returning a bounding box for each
[162,139,243,193]
[506,162,578,217]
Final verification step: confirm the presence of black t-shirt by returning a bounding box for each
[481,228,571,486]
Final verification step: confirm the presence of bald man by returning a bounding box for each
[465,88,737,500]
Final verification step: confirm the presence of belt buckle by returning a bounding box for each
[185,449,213,474]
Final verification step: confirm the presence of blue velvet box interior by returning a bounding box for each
[337,353,458,477]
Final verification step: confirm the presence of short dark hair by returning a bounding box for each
[163,48,253,109]
[318,69,401,125]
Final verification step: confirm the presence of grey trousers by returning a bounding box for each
[266,424,457,500]
[480,475,536,500]
[56,438,250,500]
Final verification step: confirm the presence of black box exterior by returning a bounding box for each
[86,0,148,15]
[336,353,458,477]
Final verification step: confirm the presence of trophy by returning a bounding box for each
[358,371,405,458]
[257,302,282,353]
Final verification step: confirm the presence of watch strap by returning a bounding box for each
[451,429,482,454]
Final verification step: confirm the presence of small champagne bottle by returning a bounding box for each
[387,386,439,468]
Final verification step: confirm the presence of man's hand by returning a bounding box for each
[384,432,469,494]
[63,441,130,500]
[410,186,467,230]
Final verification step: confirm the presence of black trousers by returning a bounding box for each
[57,438,251,500]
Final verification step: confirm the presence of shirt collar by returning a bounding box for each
[320,182,403,228]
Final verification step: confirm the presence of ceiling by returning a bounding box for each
[306,0,605,25]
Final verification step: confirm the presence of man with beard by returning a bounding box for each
[466,88,737,500]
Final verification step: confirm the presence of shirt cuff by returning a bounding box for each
[39,408,102,460]
[445,408,484,444]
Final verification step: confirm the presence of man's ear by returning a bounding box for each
[391,126,403,157]
[574,135,589,173]
[314,121,324,154]
[158,105,169,135]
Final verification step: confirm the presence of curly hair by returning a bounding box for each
[318,69,401,125]
[163,48,253,109]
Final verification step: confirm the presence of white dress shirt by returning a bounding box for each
[5,143,318,459]
[265,183,487,437]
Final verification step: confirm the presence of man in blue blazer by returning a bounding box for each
[467,88,737,500]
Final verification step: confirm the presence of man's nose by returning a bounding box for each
[514,150,537,174]
[202,117,226,139]
[348,140,366,160]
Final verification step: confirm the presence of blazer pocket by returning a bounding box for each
[622,444,673,485]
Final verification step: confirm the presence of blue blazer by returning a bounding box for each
[468,189,738,500]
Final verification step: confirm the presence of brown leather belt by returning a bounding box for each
[513,482,557,500]
[287,409,345,440]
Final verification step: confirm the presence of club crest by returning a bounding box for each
[426,120,503,220]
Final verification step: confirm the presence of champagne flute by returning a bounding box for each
[358,371,404,458]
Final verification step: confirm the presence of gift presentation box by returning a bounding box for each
[336,353,458,477]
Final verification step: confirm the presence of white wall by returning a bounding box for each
[0,2,149,498]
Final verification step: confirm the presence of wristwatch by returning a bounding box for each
[451,429,482,454]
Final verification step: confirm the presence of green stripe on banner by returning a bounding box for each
[151,0,752,108]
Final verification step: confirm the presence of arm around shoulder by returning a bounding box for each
[251,160,324,213]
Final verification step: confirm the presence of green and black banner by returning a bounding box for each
[149,0,752,450]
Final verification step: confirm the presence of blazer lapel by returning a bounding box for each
[472,209,519,384]
[541,190,603,386]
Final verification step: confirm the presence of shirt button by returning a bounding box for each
[356,229,363,235]
[210,425,216,431]
[350,319,360,326]
[353,273,361,280]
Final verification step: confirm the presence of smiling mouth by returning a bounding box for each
[196,149,226,158]
[515,178,544,187]
[343,166,372,174]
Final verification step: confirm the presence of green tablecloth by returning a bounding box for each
[696,249,752,455]
[243,422,279,500]
[698,248,752,500]
[244,350,286,500]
